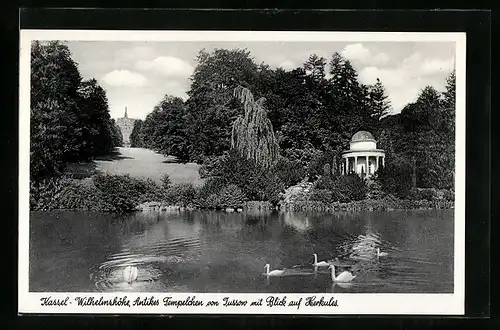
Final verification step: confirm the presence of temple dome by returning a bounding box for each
[351,131,375,142]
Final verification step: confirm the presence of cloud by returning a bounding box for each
[136,56,194,78]
[358,52,455,112]
[419,57,455,75]
[342,44,371,62]
[342,43,390,66]
[278,60,297,71]
[102,70,148,87]
[359,66,410,87]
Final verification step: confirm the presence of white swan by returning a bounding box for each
[264,264,285,277]
[377,247,388,258]
[123,265,138,284]
[329,264,356,283]
[313,253,330,267]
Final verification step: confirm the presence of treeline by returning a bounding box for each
[131,48,455,196]
[30,41,123,182]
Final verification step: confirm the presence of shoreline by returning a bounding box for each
[133,198,454,213]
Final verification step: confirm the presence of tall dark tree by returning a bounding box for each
[130,119,144,148]
[110,119,123,147]
[314,52,376,156]
[398,85,453,188]
[442,69,456,109]
[368,78,392,121]
[185,48,260,162]
[30,40,84,179]
[141,96,190,162]
[77,78,117,157]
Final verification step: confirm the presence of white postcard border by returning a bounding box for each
[18,30,466,315]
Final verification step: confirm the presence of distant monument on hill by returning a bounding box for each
[115,107,137,147]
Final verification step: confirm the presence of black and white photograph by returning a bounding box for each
[19,30,465,314]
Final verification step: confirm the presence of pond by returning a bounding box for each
[29,209,454,294]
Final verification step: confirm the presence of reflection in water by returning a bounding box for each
[30,209,454,293]
[283,212,311,231]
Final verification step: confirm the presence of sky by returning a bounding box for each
[66,40,456,120]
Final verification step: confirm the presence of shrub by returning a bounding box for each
[92,174,144,212]
[194,177,226,209]
[160,174,172,190]
[333,174,368,202]
[282,146,323,179]
[309,189,338,204]
[272,156,306,188]
[314,174,335,190]
[54,179,101,210]
[165,183,197,207]
[377,162,413,198]
[366,177,386,199]
[260,174,287,205]
[30,176,90,211]
[31,174,165,213]
[217,184,247,208]
[442,189,454,201]
[408,188,438,201]
[310,173,367,203]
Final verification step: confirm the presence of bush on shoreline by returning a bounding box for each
[30,172,454,214]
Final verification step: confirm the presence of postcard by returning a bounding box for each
[19,29,465,315]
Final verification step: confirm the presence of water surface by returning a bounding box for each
[29,209,454,293]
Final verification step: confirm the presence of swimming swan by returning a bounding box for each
[329,264,356,283]
[264,264,285,277]
[313,253,330,267]
[377,247,388,258]
[123,265,138,284]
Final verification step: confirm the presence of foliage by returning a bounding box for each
[366,177,386,199]
[140,96,190,162]
[194,180,247,209]
[184,48,260,162]
[272,157,307,187]
[165,183,197,207]
[377,161,413,198]
[160,173,172,190]
[77,78,120,157]
[92,174,162,213]
[30,174,162,213]
[198,148,290,205]
[309,189,338,204]
[231,85,280,168]
[130,119,144,148]
[30,41,119,181]
[110,119,124,147]
[368,78,392,121]
[378,75,456,192]
[312,173,368,203]
[217,184,248,208]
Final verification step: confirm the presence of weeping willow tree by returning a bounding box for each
[231,85,280,168]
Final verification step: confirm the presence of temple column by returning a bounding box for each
[354,156,358,175]
[345,157,349,174]
[376,156,380,172]
[366,155,370,178]
[382,156,385,168]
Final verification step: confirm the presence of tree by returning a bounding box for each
[231,86,280,168]
[368,78,392,121]
[141,96,190,162]
[110,119,123,147]
[77,78,117,157]
[130,119,144,148]
[30,40,84,180]
[184,48,260,162]
[442,69,456,109]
